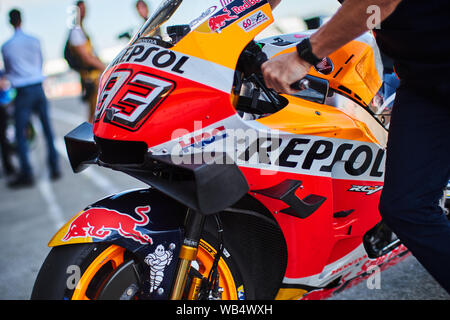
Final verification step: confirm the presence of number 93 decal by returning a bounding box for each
[95,68,175,131]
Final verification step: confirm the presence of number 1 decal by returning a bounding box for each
[95,69,175,131]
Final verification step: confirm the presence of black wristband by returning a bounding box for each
[296,38,322,66]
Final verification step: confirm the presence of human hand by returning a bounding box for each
[261,51,312,95]
[0,77,10,91]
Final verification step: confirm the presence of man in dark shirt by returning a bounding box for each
[264,0,450,293]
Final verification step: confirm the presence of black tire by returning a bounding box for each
[31,243,127,300]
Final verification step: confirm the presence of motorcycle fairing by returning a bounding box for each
[94,51,237,147]
[174,0,273,69]
[64,120,249,215]
[93,1,274,147]
[147,109,386,277]
[257,31,383,108]
[276,243,409,300]
[121,152,250,215]
[56,0,410,298]
[257,32,387,148]
[85,2,276,215]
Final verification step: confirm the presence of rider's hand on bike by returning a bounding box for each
[261,51,312,95]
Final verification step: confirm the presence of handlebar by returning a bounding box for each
[248,43,310,94]
[236,41,329,110]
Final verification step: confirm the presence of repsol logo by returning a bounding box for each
[169,125,385,180]
[111,44,189,74]
[238,137,385,179]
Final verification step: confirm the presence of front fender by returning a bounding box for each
[49,188,187,254]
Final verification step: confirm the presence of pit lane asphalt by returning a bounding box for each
[0,96,448,300]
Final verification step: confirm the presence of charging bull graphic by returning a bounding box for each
[62,206,153,244]
[208,7,238,32]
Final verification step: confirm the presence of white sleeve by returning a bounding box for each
[69,27,87,46]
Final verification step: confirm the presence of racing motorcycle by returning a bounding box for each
[31,0,410,300]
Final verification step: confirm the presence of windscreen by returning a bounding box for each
[132,0,221,46]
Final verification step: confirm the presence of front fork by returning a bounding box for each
[170,210,205,300]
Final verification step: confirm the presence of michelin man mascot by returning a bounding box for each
[144,243,175,293]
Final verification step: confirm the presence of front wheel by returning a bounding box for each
[31,237,247,300]
[31,243,135,300]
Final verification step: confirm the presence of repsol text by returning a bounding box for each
[237,136,385,179]
[111,44,189,74]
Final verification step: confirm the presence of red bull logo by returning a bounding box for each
[230,0,264,15]
[208,8,238,32]
[62,206,153,244]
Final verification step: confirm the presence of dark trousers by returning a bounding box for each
[14,83,59,176]
[379,83,450,293]
[0,105,14,174]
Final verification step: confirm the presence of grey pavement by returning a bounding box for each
[328,255,450,300]
[0,96,448,300]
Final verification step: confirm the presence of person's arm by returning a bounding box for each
[262,0,402,94]
[0,75,10,91]
[1,47,11,78]
[72,44,105,71]
[69,28,105,72]
[37,39,44,71]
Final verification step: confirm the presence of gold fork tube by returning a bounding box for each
[170,245,198,300]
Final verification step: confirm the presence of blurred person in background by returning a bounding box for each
[66,0,105,123]
[119,0,160,41]
[136,0,150,21]
[136,0,161,37]
[1,9,60,188]
[264,0,450,294]
[0,70,15,177]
